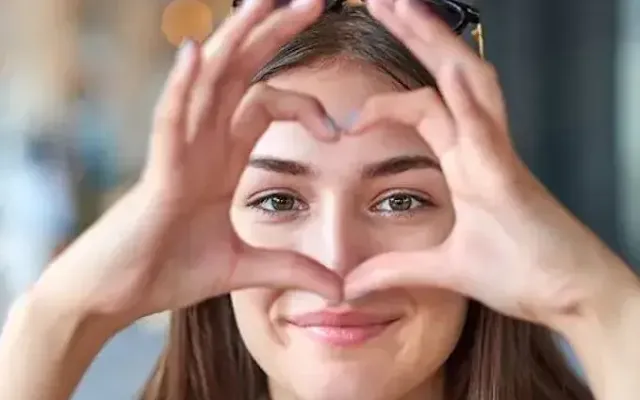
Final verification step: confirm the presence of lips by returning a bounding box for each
[288,311,399,327]
[286,311,400,346]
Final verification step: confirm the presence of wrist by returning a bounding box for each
[27,272,126,342]
[31,183,174,333]
[0,291,113,400]
[551,265,640,399]
[553,262,640,336]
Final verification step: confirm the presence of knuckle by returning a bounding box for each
[244,81,270,101]
[482,63,499,81]
[416,87,439,103]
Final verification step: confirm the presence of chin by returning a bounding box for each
[275,366,397,400]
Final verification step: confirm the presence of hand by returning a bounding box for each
[344,0,639,330]
[33,0,341,333]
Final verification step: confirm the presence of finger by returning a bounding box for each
[224,83,338,183]
[237,0,324,75]
[344,250,462,300]
[146,40,201,173]
[444,67,512,155]
[189,0,325,152]
[348,88,456,157]
[232,83,338,147]
[369,0,477,75]
[186,0,276,144]
[231,247,343,302]
[395,0,507,121]
[200,0,274,67]
[368,0,506,125]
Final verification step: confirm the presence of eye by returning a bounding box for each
[370,192,434,215]
[248,192,307,214]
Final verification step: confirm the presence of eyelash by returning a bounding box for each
[246,190,435,219]
[247,191,308,217]
[370,191,435,217]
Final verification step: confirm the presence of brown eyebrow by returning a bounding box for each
[248,155,440,178]
[361,155,441,178]
[248,157,313,176]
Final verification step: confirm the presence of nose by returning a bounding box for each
[300,195,371,278]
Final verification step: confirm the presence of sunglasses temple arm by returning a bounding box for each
[472,23,485,59]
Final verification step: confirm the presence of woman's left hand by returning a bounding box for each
[344,0,640,333]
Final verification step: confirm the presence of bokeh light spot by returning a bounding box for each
[162,0,215,46]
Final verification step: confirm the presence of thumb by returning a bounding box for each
[344,249,461,300]
[230,246,343,302]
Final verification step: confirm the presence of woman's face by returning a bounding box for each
[230,63,467,400]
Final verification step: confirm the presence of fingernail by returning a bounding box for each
[324,115,340,133]
[344,110,367,136]
[290,0,315,10]
[175,40,195,70]
[239,0,259,13]
[343,110,360,130]
[176,39,194,66]
[320,116,340,141]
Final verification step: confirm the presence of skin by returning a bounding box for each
[0,0,639,399]
[230,64,466,400]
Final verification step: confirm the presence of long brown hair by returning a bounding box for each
[141,5,593,400]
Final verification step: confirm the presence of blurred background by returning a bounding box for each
[0,0,639,398]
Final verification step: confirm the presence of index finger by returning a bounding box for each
[189,0,326,150]
[367,0,506,122]
[344,249,461,301]
[369,0,479,77]
[233,247,343,303]
[226,83,339,183]
[238,0,325,76]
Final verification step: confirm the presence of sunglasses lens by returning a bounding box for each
[421,0,465,30]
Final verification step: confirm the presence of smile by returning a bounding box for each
[286,311,401,347]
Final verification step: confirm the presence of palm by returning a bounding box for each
[143,201,240,313]
[49,191,242,321]
[440,137,588,320]
[442,196,542,319]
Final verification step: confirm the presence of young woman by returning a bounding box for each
[1,0,639,399]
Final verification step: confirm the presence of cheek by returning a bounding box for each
[370,207,456,253]
[230,208,297,249]
[397,289,468,376]
[231,289,284,363]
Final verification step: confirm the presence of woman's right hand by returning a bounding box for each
[31,0,341,334]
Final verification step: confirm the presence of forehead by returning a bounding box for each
[269,63,399,121]
[251,64,433,167]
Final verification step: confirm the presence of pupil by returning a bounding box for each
[389,195,411,211]
[270,196,294,211]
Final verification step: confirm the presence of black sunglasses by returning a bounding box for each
[231,0,484,57]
